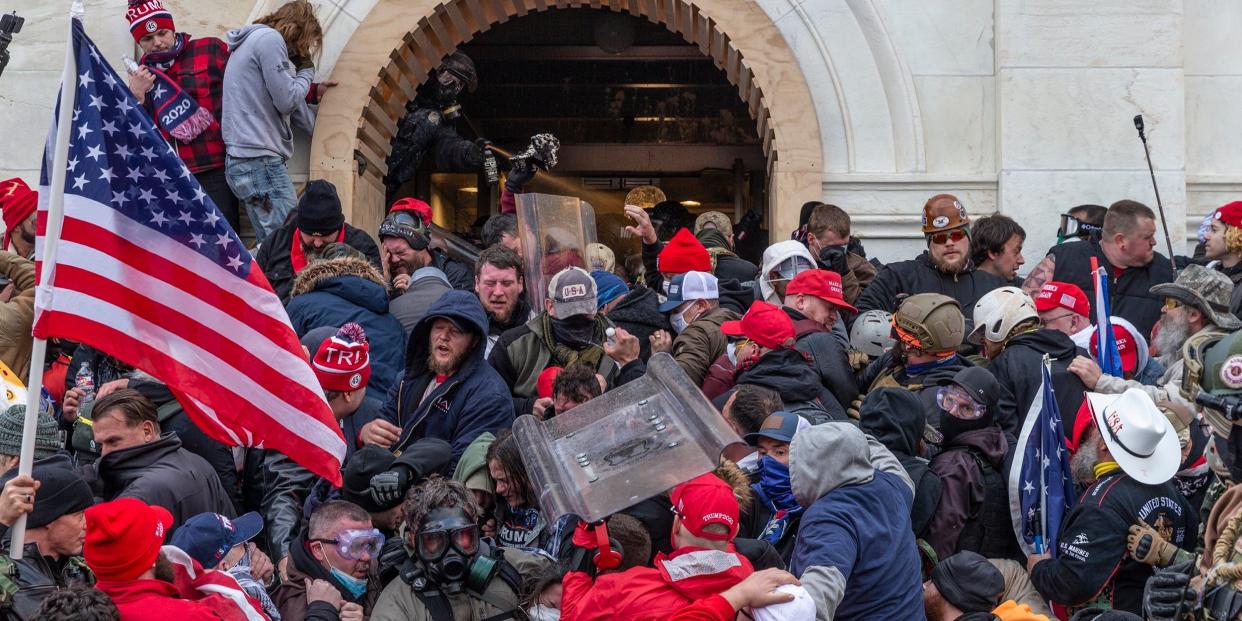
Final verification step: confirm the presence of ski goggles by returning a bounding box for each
[416,524,480,562]
[936,385,987,420]
[311,528,386,561]
[926,229,968,245]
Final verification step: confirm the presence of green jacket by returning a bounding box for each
[671,306,739,387]
[370,548,550,621]
[488,313,621,415]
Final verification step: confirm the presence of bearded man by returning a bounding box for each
[361,290,514,466]
[473,245,531,357]
[856,194,1006,315]
[1068,264,1241,418]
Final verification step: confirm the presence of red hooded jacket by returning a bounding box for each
[97,578,263,621]
[561,546,754,621]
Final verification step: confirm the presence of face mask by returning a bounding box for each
[330,566,369,599]
[529,605,561,621]
[670,302,697,334]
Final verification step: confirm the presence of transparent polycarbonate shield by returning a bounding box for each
[516,193,598,312]
[513,353,741,523]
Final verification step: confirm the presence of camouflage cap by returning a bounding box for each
[1150,264,1242,331]
[694,211,733,236]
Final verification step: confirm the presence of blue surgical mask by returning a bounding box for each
[330,566,368,599]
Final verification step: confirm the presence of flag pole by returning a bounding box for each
[11,0,80,559]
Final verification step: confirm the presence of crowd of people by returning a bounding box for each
[5,0,1242,620]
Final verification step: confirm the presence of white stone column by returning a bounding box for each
[995,0,1187,258]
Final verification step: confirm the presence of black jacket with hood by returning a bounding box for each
[255,220,382,302]
[606,286,670,362]
[377,290,514,466]
[855,252,1006,320]
[786,308,859,413]
[857,388,942,539]
[861,351,974,439]
[726,348,849,420]
[988,328,1087,439]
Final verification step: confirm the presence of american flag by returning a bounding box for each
[34,19,345,485]
[1008,355,1076,556]
[1092,258,1124,378]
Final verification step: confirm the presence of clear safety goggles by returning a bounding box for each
[935,385,987,420]
[312,528,386,561]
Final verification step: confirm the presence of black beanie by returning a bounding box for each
[930,551,1004,613]
[341,445,398,513]
[297,180,345,234]
[28,464,93,528]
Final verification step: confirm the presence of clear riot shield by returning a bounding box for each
[513,353,741,523]
[516,193,597,312]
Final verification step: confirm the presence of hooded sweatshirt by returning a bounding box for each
[858,388,942,537]
[789,423,924,621]
[733,349,848,420]
[222,24,315,160]
[757,241,816,304]
[988,328,1086,438]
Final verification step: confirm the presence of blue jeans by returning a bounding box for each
[225,155,297,242]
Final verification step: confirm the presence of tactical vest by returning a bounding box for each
[951,446,1024,562]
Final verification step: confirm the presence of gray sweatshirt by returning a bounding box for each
[222,24,316,160]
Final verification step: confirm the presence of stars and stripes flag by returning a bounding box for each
[1091,256,1124,378]
[34,18,344,485]
[1008,355,1076,556]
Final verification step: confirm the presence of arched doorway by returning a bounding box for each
[308,0,823,240]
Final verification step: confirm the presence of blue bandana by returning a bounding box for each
[905,353,959,377]
[751,456,804,545]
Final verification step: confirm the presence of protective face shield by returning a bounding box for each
[416,507,481,593]
[1056,213,1102,243]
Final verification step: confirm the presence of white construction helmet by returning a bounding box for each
[969,286,1039,345]
[850,310,896,357]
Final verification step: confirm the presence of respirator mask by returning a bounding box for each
[415,507,491,594]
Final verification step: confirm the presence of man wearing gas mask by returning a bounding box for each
[371,477,546,621]
[384,52,486,203]
[1138,329,1242,621]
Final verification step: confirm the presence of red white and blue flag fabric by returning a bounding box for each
[1093,264,1124,378]
[1009,356,1076,556]
[34,19,344,485]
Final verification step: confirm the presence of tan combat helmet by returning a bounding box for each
[893,293,965,356]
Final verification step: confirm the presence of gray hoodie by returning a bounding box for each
[222,24,316,160]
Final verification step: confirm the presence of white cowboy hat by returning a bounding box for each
[1084,389,1180,485]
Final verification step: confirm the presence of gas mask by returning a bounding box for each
[434,71,465,117]
[415,507,486,594]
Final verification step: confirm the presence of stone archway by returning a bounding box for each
[307,0,824,238]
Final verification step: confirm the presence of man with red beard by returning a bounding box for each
[361,290,513,466]
[474,245,531,357]
[856,194,1006,316]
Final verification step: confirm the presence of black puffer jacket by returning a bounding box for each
[1047,240,1174,338]
[93,433,235,535]
[729,348,849,420]
[857,388,942,539]
[255,221,382,301]
[606,286,670,362]
[855,252,1006,324]
[988,328,1087,439]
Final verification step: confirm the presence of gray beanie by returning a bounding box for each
[0,405,62,460]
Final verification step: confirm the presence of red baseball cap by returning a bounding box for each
[1089,323,1139,375]
[669,473,739,542]
[786,269,857,314]
[390,197,433,224]
[1215,201,1242,229]
[1034,281,1090,318]
[720,301,796,350]
[85,498,173,582]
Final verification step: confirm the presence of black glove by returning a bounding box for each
[368,467,411,507]
[817,245,849,277]
[290,55,314,72]
[505,160,536,193]
[1143,560,1197,621]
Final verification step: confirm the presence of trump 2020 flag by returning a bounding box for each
[1009,355,1076,556]
[34,18,345,485]
[1093,261,1124,378]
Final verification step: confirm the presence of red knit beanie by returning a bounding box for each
[85,498,172,582]
[657,228,711,274]
[126,0,175,42]
[313,323,371,393]
[0,178,36,249]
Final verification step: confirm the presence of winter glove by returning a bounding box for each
[1142,560,1197,621]
[846,350,870,372]
[505,159,536,193]
[1205,581,1242,621]
[368,467,411,508]
[290,55,314,72]
[846,398,862,421]
[1128,520,1178,567]
[817,245,849,277]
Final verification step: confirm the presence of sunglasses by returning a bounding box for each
[1163,298,1183,311]
[312,528,386,561]
[927,229,967,245]
[416,525,480,562]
